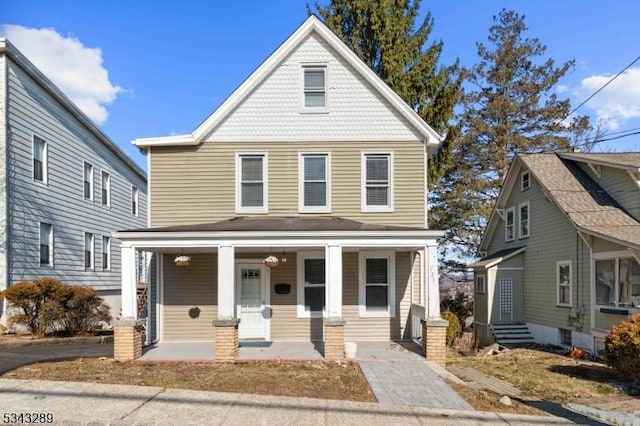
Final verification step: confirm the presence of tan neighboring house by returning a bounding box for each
[113,16,448,363]
[472,152,640,353]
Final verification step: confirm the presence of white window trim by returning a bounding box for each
[300,65,328,113]
[131,186,139,216]
[32,135,48,184]
[102,236,111,271]
[83,161,94,201]
[298,152,331,213]
[296,251,326,319]
[556,260,572,307]
[101,170,111,207]
[593,252,640,309]
[505,206,515,241]
[235,152,268,214]
[518,201,530,239]
[358,251,396,318]
[361,151,394,213]
[521,171,530,191]
[39,222,53,267]
[84,232,94,270]
[475,274,486,294]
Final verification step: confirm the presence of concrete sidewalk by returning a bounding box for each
[0,378,574,425]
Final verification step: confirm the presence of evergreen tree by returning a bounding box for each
[431,9,591,264]
[311,0,464,183]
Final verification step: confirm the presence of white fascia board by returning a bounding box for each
[559,153,640,173]
[131,16,443,148]
[574,227,640,251]
[132,134,196,147]
[115,229,444,240]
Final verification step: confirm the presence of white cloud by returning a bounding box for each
[556,85,568,94]
[0,25,122,124]
[573,67,640,130]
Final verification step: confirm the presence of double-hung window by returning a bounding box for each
[102,236,111,270]
[519,202,530,238]
[299,153,330,212]
[102,171,111,206]
[33,136,47,183]
[557,261,572,306]
[39,223,53,266]
[236,153,267,213]
[297,252,325,317]
[84,232,94,269]
[83,162,94,200]
[505,207,515,241]
[359,251,396,317]
[595,256,640,308]
[131,186,139,216]
[303,67,326,108]
[362,152,393,212]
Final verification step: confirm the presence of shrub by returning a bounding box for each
[441,310,461,347]
[0,278,110,337]
[440,292,473,329]
[602,314,640,387]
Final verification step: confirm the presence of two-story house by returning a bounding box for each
[114,16,447,363]
[0,39,147,325]
[472,152,640,353]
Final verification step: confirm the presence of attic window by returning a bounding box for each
[521,171,530,190]
[303,67,326,108]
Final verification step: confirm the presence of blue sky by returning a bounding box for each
[3,1,640,169]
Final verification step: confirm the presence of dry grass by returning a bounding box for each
[447,348,621,403]
[3,358,376,402]
[445,380,546,416]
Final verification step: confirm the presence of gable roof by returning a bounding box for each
[480,153,640,252]
[0,39,146,182]
[132,15,443,150]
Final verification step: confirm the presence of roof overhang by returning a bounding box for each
[575,227,640,251]
[0,39,147,182]
[132,15,443,150]
[470,246,526,269]
[114,229,445,251]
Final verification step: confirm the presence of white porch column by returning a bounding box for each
[217,245,235,319]
[120,244,137,319]
[425,243,441,319]
[325,243,343,319]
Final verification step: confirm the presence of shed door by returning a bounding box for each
[499,278,513,321]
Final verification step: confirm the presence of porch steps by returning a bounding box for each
[491,323,535,347]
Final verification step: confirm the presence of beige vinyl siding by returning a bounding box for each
[594,310,632,332]
[162,253,217,341]
[411,251,421,304]
[343,251,412,341]
[149,141,425,227]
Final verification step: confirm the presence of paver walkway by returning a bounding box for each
[358,360,474,410]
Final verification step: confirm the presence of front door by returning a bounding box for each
[236,263,268,339]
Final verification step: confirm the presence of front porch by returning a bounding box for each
[115,217,448,364]
[139,340,423,362]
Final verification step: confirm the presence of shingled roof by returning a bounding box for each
[520,153,640,249]
[559,152,640,169]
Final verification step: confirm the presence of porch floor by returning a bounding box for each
[140,340,423,362]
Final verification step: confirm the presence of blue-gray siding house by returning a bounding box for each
[0,38,147,325]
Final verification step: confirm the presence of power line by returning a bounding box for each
[564,55,640,120]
